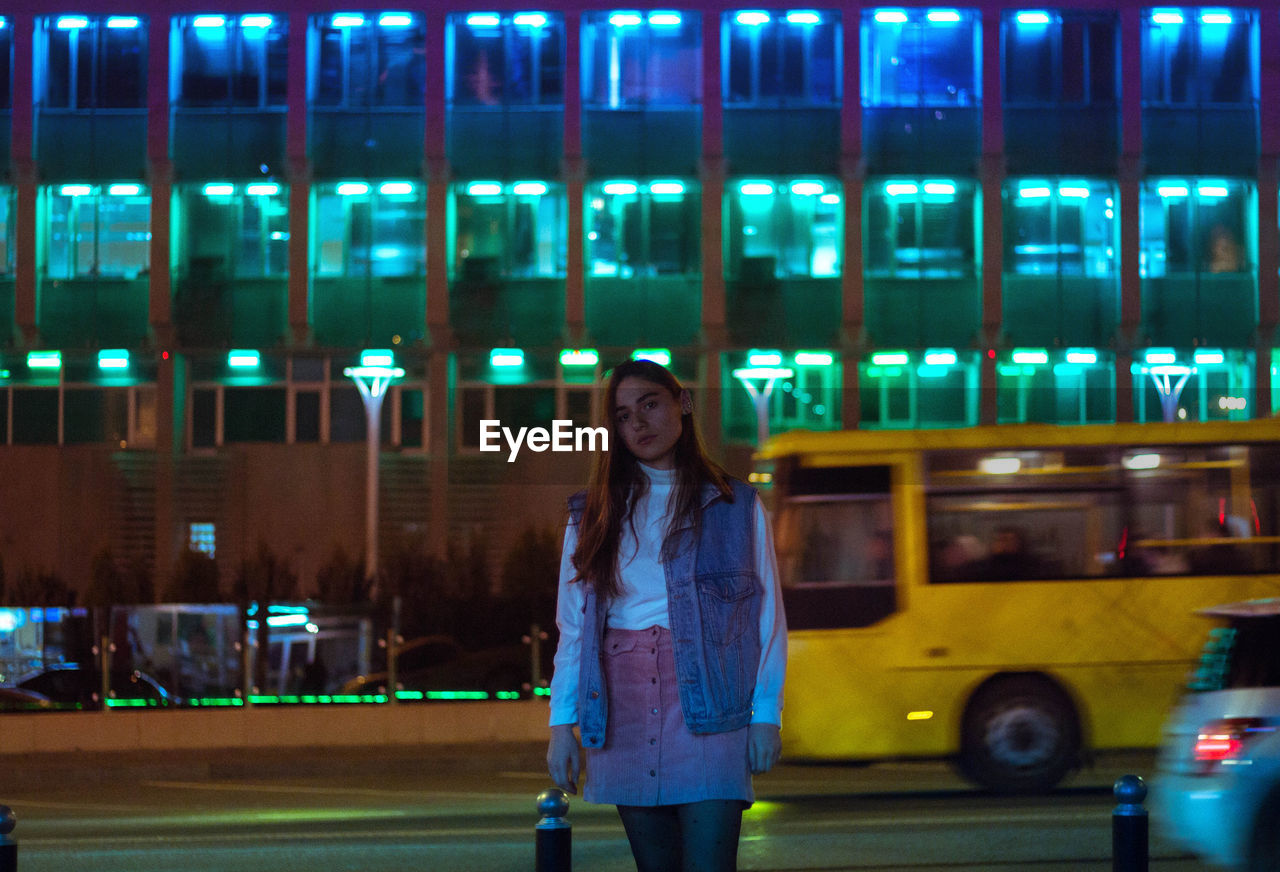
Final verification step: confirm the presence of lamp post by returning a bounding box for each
[732,366,794,446]
[343,352,405,587]
[1146,364,1193,423]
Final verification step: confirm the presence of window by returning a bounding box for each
[0,187,14,274]
[180,183,289,279]
[447,12,564,106]
[174,14,287,108]
[725,9,839,105]
[582,11,700,107]
[1142,8,1256,106]
[1002,11,1117,106]
[1004,179,1117,277]
[314,12,426,108]
[862,8,979,107]
[587,180,699,277]
[45,184,151,279]
[313,181,425,278]
[865,179,978,278]
[1139,178,1253,277]
[188,522,217,558]
[453,181,567,278]
[726,351,841,442]
[996,348,1116,425]
[458,384,556,449]
[726,179,842,279]
[0,17,12,110]
[39,15,147,109]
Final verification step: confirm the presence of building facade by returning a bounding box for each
[0,2,1277,592]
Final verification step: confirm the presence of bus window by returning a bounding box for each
[775,485,897,629]
[926,446,1126,582]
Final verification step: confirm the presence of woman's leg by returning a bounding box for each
[617,804,682,872]
[676,800,744,872]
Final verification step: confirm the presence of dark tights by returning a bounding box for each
[616,800,744,872]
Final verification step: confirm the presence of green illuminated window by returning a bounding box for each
[313,181,425,278]
[1004,179,1117,277]
[726,179,842,278]
[45,184,151,279]
[865,179,977,278]
[725,351,840,442]
[587,180,699,277]
[452,182,567,279]
[859,351,980,429]
[1131,348,1254,423]
[1140,178,1253,276]
[179,184,289,279]
[996,349,1115,424]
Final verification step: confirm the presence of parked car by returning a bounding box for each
[0,686,56,712]
[15,663,178,708]
[1151,598,1280,871]
[340,635,534,698]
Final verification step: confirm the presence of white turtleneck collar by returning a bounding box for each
[638,462,678,486]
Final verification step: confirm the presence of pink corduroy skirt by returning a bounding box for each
[583,625,753,807]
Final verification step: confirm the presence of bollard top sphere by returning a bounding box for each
[0,805,14,836]
[537,787,570,819]
[1113,773,1147,804]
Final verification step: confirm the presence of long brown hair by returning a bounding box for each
[570,359,733,598]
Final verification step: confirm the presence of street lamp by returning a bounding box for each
[732,364,794,445]
[343,350,405,585]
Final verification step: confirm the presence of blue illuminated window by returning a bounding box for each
[1139,178,1252,276]
[726,179,842,278]
[862,8,979,107]
[1142,8,1256,106]
[452,181,568,278]
[180,184,290,279]
[1004,180,1117,277]
[447,12,564,106]
[175,14,287,108]
[0,18,11,110]
[313,181,426,277]
[45,184,151,279]
[188,522,217,558]
[582,11,700,107]
[725,9,839,105]
[865,179,977,278]
[39,15,148,109]
[587,180,700,277]
[314,12,426,108]
[1002,11,1117,106]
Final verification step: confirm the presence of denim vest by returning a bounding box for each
[568,478,762,748]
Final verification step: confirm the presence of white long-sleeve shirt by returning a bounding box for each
[549,465,787,728]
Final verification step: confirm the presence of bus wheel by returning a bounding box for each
[959,675,1080,794]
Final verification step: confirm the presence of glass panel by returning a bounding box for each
[98,189,151,278]
[100,18,147,107]
[295,390,320,442]
[12,388,58,444]
[46,187,151,279]
[192,388,217,447]
[862,9,978,107]
[582,11,700,107]
[1005,180,1117,277]
[313,182,425,278]
[726,179,842,278]
[314,14,426,108]
[586,181,700,277]
[1143,9,1256,106]
[224,387,286,442]
[0,189,13,274]
[41,17,147,109]
[453,183,567,278]
[0,20,12,111]
[64,387,128,444]
[1140,179,1252,276]
[448,13,564,106]
[1002,12,1054,103]
[726,10,838,105]
[865,180,977,278]
[178,15,288,108]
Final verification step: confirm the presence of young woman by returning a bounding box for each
[546,359,787,872]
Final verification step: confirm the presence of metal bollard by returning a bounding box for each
[1112,774,1148,872]
[535,788,571,872]
[0,803,16,872]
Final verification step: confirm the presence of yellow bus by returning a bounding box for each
[755,420,1280,792]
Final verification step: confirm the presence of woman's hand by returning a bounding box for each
[547,724,581,794]
[748,722,782,775]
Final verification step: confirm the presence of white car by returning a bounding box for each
[1151,598,1280,871]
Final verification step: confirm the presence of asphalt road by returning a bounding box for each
[1,747,1213,872]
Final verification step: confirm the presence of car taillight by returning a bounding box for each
[1193,718,1275,771]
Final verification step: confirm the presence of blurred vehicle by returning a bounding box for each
[340,635,533,698]
[1151,598,1280,871]
[0,686,56,712]
[15,663,178,708]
